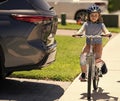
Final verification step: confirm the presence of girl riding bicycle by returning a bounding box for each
[73,4,112,81]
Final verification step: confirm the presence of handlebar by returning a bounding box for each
[72,34,112,38]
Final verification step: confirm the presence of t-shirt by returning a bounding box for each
[76,21,111,44]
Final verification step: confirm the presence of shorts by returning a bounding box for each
[86,38,102,44]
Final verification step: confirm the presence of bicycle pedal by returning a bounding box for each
[79,77,87,82]
[98,74,103,77]
[80,79,87,82]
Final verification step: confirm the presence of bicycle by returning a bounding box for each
[72,34,111,100]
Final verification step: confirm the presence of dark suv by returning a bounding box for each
[0,0,58,79]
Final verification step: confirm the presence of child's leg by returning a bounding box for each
[80,44,90,73]
[94,44,108,74]
[94,44,103,59]
[79,44,90,81]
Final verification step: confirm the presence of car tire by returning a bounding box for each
[0,45,6,80]
[75,10,87,24]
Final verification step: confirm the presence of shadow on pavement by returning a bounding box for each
[117,80,120,83]
[0,78,64,101]
[80,87,118,101]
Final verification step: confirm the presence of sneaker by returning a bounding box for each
[101,63,108,74]
[79,73,86,81]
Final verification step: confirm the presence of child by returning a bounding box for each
[72,4,112,81]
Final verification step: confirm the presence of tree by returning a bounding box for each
[108,0,120,12]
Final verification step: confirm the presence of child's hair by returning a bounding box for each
[87,13,103,23]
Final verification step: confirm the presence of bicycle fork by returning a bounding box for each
[87,53,96,79]
[86,53,96,100]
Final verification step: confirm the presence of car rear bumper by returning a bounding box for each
[43,40,57,66]
[5,40,57,73]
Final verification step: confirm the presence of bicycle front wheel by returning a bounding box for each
[93,67,99,90]
[87,59,92,100]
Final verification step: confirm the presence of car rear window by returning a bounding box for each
[0,0,7,2]
[0,0,52,11]
[28,0,51,11]
[0,0,33,9]
[0,0,7,4]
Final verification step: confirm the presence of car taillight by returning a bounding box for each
[11,14,52,23]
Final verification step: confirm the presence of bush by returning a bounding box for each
[108,0,120,12]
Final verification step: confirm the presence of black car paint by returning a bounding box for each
[0,0,58,77]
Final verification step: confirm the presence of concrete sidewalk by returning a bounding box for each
[58,33,120,101]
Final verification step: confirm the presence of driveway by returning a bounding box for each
[0,29,74,101]
[0,77,71,101]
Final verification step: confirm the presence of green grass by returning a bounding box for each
[58,23,81,30]
[58,23,120,33]
[11,35,108,81]
[108,27,120,33]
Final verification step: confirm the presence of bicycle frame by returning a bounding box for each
[86,37,96,79]
[85,35,101,100]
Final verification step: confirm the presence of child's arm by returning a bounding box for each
[102,23,112,37]
[76,22,86,35]
[72,22,86,37]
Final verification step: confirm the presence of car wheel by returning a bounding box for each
[6,72,13,77]
[0,46,6,80]
[75,10,87,24]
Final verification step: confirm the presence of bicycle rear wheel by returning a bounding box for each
[93,67,99,90]
[87,59,92,100]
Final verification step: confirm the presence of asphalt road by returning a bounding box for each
[0,77,71,101]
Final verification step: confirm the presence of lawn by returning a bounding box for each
[58,23,120,33]
[11,35,109,81]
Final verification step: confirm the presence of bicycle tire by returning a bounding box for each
[93,67,99,90]
[87,58,92,100]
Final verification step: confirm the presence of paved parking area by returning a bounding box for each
[0,77,71,101]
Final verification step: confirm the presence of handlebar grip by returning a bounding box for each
[101,34,112,38]
[72,34,83,37]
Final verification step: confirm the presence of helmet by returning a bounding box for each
[87,4,101,13]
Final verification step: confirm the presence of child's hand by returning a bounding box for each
[101,33,112,38]
[72,34,77,37]
[108,34,112,38]
[72,34,83,38]
[106,33,112,38]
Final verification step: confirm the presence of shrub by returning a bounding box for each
[108,0,120,12]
